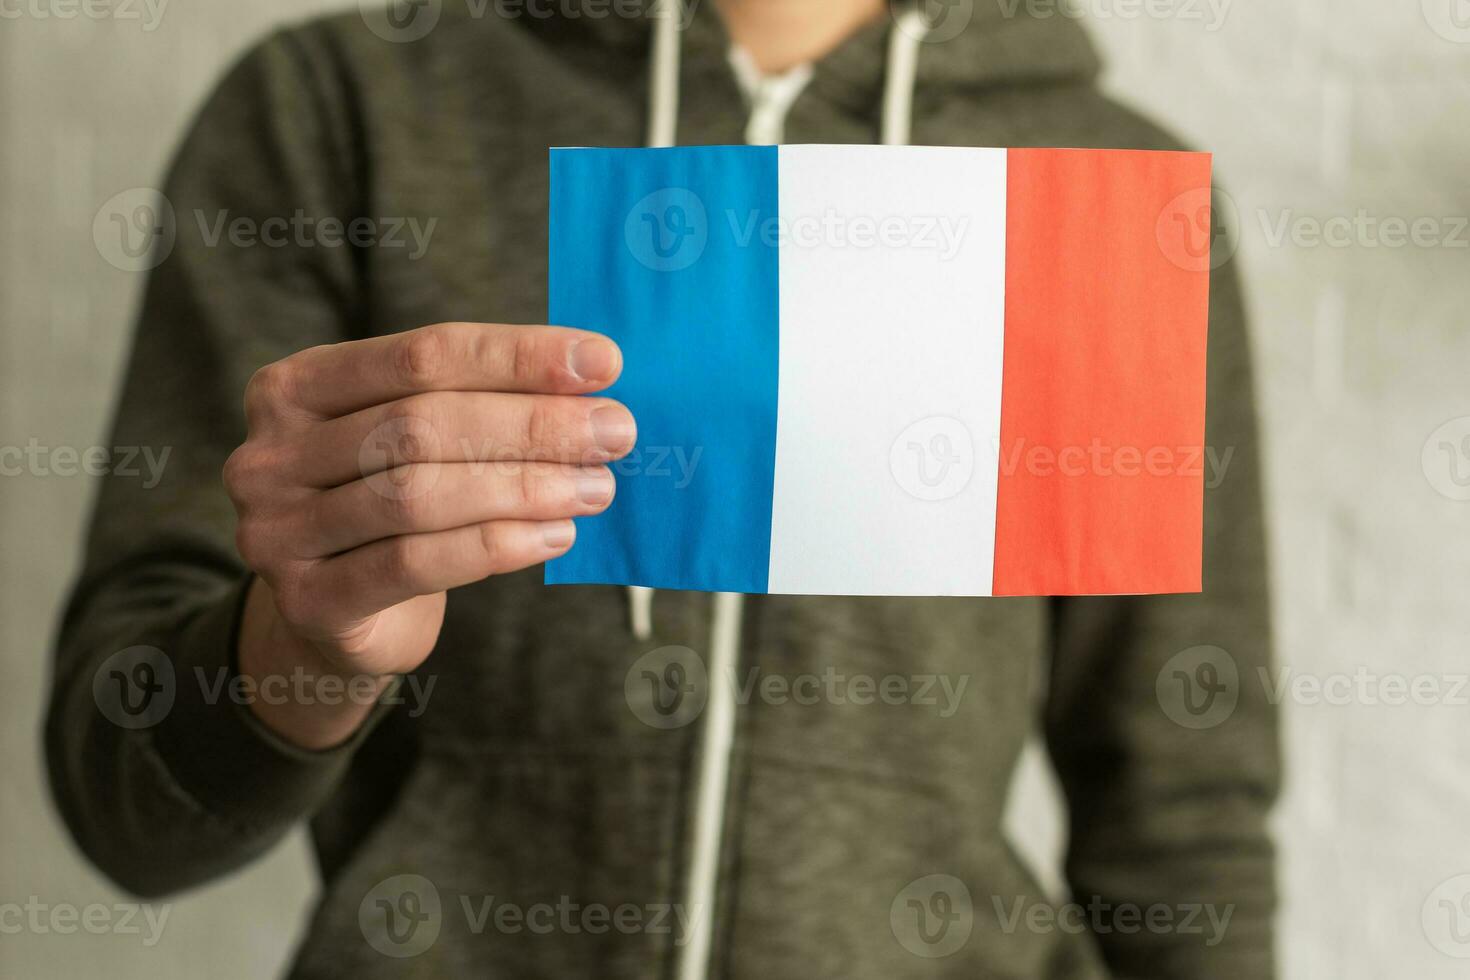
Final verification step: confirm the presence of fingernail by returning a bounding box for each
[569,339,619,383]
[542,520,575,550]
[576,471,615,506]
[591,406,636,454]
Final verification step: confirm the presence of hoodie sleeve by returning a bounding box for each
[44,28,383,898]
[1042,215,1280,978]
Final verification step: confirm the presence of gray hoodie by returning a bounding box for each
[47,2,1278,977]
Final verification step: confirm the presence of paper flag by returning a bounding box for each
[545,145,1213,596]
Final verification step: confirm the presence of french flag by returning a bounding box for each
[546,145,1213,597]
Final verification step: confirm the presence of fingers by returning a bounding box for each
[246,322,623,421]
[280,520,575,628]
[295,462,615,558]
[289,391,637,489]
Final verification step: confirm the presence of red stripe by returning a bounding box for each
[992,148,1213,595]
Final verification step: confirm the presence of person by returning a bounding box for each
[46,1,1279,977]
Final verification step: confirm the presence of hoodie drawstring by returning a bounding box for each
[637,5,929,977]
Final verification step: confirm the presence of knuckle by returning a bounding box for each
[515,464,546,511]
[475,522,504,571]
[244,361,296,421]
[397,327,445,389]
[234,518,272,570]
[381,534,425,583]
[222,446,251,497]
[510,329,540,387]
[271,572,316,628]
[381,471,435,525]
[222,444,271,501]
[522,399,551,457]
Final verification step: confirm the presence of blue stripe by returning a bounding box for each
[545,146,779,593]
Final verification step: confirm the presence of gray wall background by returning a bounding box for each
[2,1,1467,976]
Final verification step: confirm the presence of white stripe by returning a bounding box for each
[767,145,1009,596]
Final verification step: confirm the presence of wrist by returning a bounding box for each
[237,577,393,751]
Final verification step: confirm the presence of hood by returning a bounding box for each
[513,0,1103,112]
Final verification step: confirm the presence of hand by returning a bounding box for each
[223,322,634,748]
